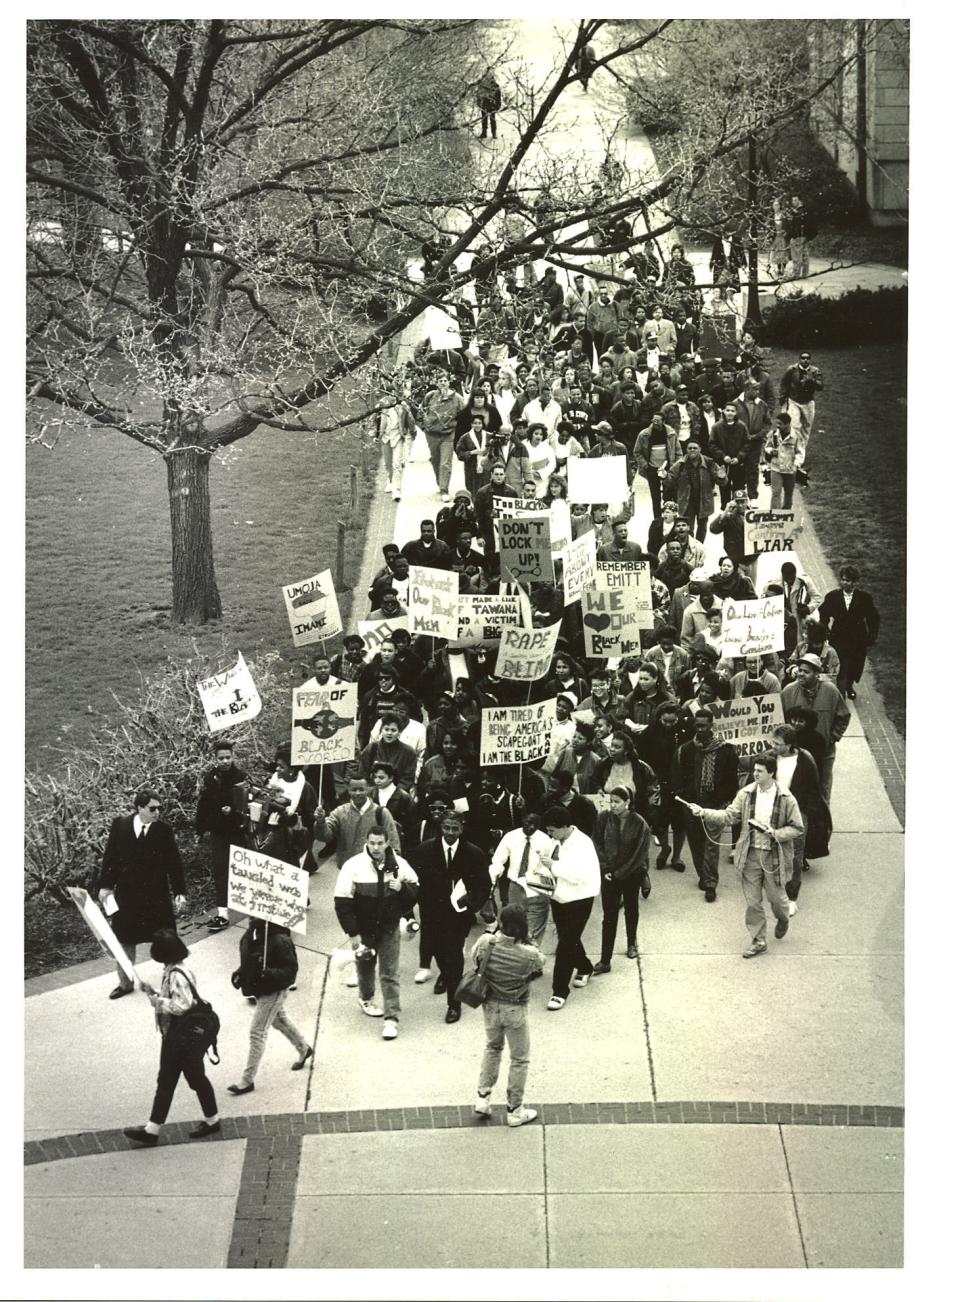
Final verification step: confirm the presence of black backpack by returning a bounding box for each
[166,968,221,1065]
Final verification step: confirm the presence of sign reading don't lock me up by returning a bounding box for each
[228,845,309,934]
[499,514,553,584]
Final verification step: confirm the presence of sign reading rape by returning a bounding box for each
[197,653,262,733]
[281,569,342,647]
[705,693,785,758]
[495,621,562,681]
[451,594,523,648]
[720,596,786,657]
[228,845,309,934]
[291,682,357,767]
[499,514,553,584]
[409,566,459,639]
[480,698,557,767]
[744,509,803,554]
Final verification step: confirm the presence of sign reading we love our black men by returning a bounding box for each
[581,560,654,657]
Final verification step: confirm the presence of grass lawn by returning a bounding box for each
[767,342,906,737]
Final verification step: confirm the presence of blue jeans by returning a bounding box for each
[357,927,402,1020]
[239,989,310,1086]
[478,1000,530,1109]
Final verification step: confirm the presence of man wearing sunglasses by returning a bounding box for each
[98,787,187,999]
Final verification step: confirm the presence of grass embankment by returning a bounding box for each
[767,343,906,737]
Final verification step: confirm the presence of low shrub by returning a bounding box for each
[762,286,907,348]
[24,650,293,906]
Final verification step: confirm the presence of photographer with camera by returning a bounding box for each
[334,828,419,1041]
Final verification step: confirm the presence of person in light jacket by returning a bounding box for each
[591,788,651,972]
[687,752,805,959]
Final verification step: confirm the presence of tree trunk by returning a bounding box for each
[166,448,223,623]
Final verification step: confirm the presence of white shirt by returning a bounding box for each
[776,754,799,792]
[375,782,397,807]
[299,674,344,691]
[133,813,151,839]
[490,827,555,899]
[440,838,460,870]
[842,590,854,609]
[549,826,601,903]
[753,783,777,828]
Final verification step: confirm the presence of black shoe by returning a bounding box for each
[434,974,448,995]
[672,861,686,873]
[444,1004,462,1024]
[227,1082,255,1095]
[592,960,611,974]
[696,880,706,891]
[626,943,638,959]
[205,916,229,931]
[847,688,857,700]
[292,1047,313,1072]
[640,874,651,899]
[774,918,789,939]
[655,850,670,870]
[109,985,133,1000]
[124,1126,158,1147]
[189,1120,221,1139]
[704,888,717,903]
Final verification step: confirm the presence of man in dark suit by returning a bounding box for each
[818,566,880,700]
[98,788,187,998]
[408,810,490,1023]
[195,740,247,931]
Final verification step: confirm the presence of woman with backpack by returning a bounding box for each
[227,919,313,1096]
[123,929,221,1147]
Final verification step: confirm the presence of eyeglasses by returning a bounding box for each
[147,804,161,812]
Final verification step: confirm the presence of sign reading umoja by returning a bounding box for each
[480,698,557,767]
[282,569,342,647]
[197,653,262,732]
[228,845,309,934]
[291,682,357,767]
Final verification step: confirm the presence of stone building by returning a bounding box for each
[808,18,909,227]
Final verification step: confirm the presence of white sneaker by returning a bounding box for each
[382,1019,399,1040]
[571,972,590,989]
[358,997,383,1017]
[414,967,432,984]
[788,900,798,917]
[507,1105,537,1128]
[440,492,451,503]
[345,972,359,988]
[474,1093,492,1117]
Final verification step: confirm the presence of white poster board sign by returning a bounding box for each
[409,565,460,639]
[291,682,358,767]
[228,845,309,934]
[567,455,629,506]
[281,569,342,647]
[480,698,557,767]
[197,653,262,733]
[357,616,408,659]
[67,887,141,984]
[494,621,562,681]
[595,560,654,628]
[706,693,785,758]
[720,596,786,657]
[451,595,523,647]
[561,530,598,606]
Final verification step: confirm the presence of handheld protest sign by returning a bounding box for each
[408,566,459,640]
[494,620,562,681]
[451,594,523,648]
[358,615,408,660]
[581,560,654,657]
[228,844,309,934]
[291,682,358,767]
[499,514,553,585]
[704,693,785,758]
[567,455,629,506]
[744,509,803,555]
[282,569,342,647]
[197,653,262,733]
[480,698,557,768]
[67,887,141,986]
[719,596,786,658]
[561,530,597,606]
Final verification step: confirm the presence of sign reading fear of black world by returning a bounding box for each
[291,682,357,766]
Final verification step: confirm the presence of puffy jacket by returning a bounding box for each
[235,926,299,998]
[334,848,419,938]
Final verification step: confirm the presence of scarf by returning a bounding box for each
[693,733,723,792]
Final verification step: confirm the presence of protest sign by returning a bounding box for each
[358,616,408,659]
[561,530,598,606]
[492,496,548,549]
[409,565,459,639]
[567,455,629,506]
[705,693,785,759]
[744,510,803,554]
[450,594,523,648]
[595,560,654,628]
[495,620,562,681]
[291,682,357,766]
[228,844,309,934]
[281,569,342,647]
[480,698,557,767]
[499,514,553,584]
[720,596,786,657]
[197,653,262,733]
[67,887,140,984]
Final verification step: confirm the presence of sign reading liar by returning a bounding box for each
[291,682,357,767]
[228,845,309,934]
[499,514,553,584]
[720,596,786,657]
[281,569,342,647]
[744,510,803,553]
[409,565,459,639]
[480,698,557,767]
[706,693,785,758]
[197,653,262,733]
[451,595,523,647]
[561,530,597,606]
[494,620,562,681]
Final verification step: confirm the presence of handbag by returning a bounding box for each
[455,932,498,1009]
[165,968,221,1064]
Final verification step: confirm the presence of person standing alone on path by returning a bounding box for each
[471,904,544,1129]
[688,753,804,959]
[476,69,501,140]
[227,919,312,1096]
[196,741,247,931]
[98,788,187,999]
[818,565,880,701]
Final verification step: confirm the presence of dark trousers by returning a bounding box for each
[480,109,497,138]
[683,511,709,542]
[149,1032,217,1126]
[743,451,762,499]
[684,809,720,890]
[836,648,868,694]
[550,897,594,997]
[785,824,808,901]
[209,833,231,908]
[718,463,746,506]
[423,908,472,1008]
[653,795,686,863]
[645,470,664,517]
[600,875,640,962]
